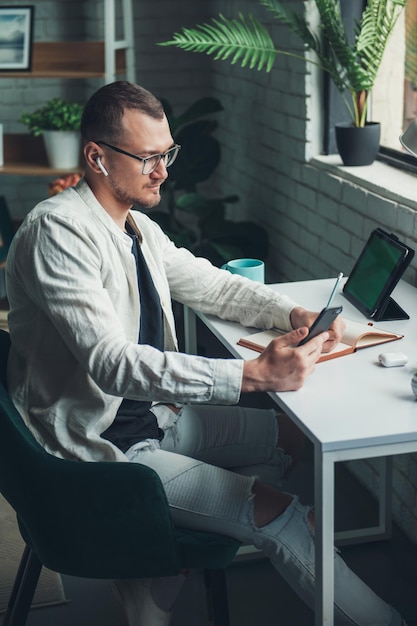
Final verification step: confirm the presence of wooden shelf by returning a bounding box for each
[0,42,126,79]
[0,134,82,176]
[0,1,135,177]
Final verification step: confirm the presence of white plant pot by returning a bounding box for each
[43,130,81,169]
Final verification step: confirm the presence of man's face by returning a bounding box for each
[101,109,174,210]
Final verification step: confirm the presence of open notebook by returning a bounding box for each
[237,318,403,363]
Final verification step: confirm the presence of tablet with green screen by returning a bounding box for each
[343,229,414,321]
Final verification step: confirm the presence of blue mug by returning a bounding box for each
[221,258,265,283]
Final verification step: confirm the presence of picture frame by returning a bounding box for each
[0,6,34,72]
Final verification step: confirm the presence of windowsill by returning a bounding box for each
[311,155,417,212]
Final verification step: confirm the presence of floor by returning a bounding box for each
[2,315,417,625]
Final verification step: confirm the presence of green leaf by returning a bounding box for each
[168,120,221,189]
[162,97,223,135]
[159,13,277,73]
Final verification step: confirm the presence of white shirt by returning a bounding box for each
[5,179,298,462]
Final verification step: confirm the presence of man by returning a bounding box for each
[6,81,406,626]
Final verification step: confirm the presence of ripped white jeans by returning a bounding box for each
[125,404,402,626]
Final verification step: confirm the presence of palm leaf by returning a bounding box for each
[311,1,361,94]
[160,13,277,72]
[354,0,407,90]
[259,0,321,53]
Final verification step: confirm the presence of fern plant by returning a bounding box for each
[160,0,408,128]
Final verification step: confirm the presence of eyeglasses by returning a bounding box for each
[95,141,181,175]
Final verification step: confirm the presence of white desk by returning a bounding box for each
[184,278,417,626]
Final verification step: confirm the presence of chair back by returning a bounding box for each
[0,327,10,389]
[0,329,50,511]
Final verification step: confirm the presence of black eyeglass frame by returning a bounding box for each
[94,141,181,174]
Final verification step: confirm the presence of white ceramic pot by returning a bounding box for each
[43,130,81,169]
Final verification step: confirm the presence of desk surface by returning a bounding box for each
[198,278,417,453]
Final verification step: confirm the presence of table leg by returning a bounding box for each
[379,456,393,539]
[335,455,393,545]
[315,448,335,626]
[183,305,197,354]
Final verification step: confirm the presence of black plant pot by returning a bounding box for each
[335,121,381,166]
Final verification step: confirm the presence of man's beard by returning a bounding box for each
[111,179,161,210]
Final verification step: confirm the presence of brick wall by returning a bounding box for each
[2,0,417,544]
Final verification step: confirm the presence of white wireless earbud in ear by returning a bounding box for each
[96,156,109,176]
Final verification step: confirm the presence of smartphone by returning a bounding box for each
[297,305,343,346]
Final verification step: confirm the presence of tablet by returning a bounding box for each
[343,228,414,321]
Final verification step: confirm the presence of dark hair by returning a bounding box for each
[80,81,165,145]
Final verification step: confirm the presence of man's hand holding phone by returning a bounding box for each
[297,305,343,346]
[241,327,328,393]
[291,305,345,352]
[241,303,344,394]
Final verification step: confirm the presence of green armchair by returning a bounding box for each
[0,328,240,626]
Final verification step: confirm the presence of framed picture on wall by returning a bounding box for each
[0,6,34,72]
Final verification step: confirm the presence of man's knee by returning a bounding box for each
[276,412,305,465]
[252,479,293,528]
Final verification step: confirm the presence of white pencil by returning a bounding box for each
[326,272,343,308]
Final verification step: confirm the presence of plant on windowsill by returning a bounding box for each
[150,96,268,266]
[20,98,84,170]
[159,0,407,166]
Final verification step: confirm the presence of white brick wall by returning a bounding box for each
[2,0,417,545]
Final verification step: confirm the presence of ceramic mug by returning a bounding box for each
[221,258,265,283]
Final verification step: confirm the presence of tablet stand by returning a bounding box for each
[373,296,410,321]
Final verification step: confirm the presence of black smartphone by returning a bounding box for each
[297,305,343,346]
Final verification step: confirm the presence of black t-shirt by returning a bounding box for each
[102,223,164,452]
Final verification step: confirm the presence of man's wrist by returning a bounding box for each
[290,306,307,329]
[241,359,260,393]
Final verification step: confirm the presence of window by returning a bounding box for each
[324,0,417,168]
[373,2,411,155]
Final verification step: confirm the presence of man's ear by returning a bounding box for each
[84,142,107,175]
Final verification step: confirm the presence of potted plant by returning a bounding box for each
[160,0,407,166]
[20,98,84,170]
